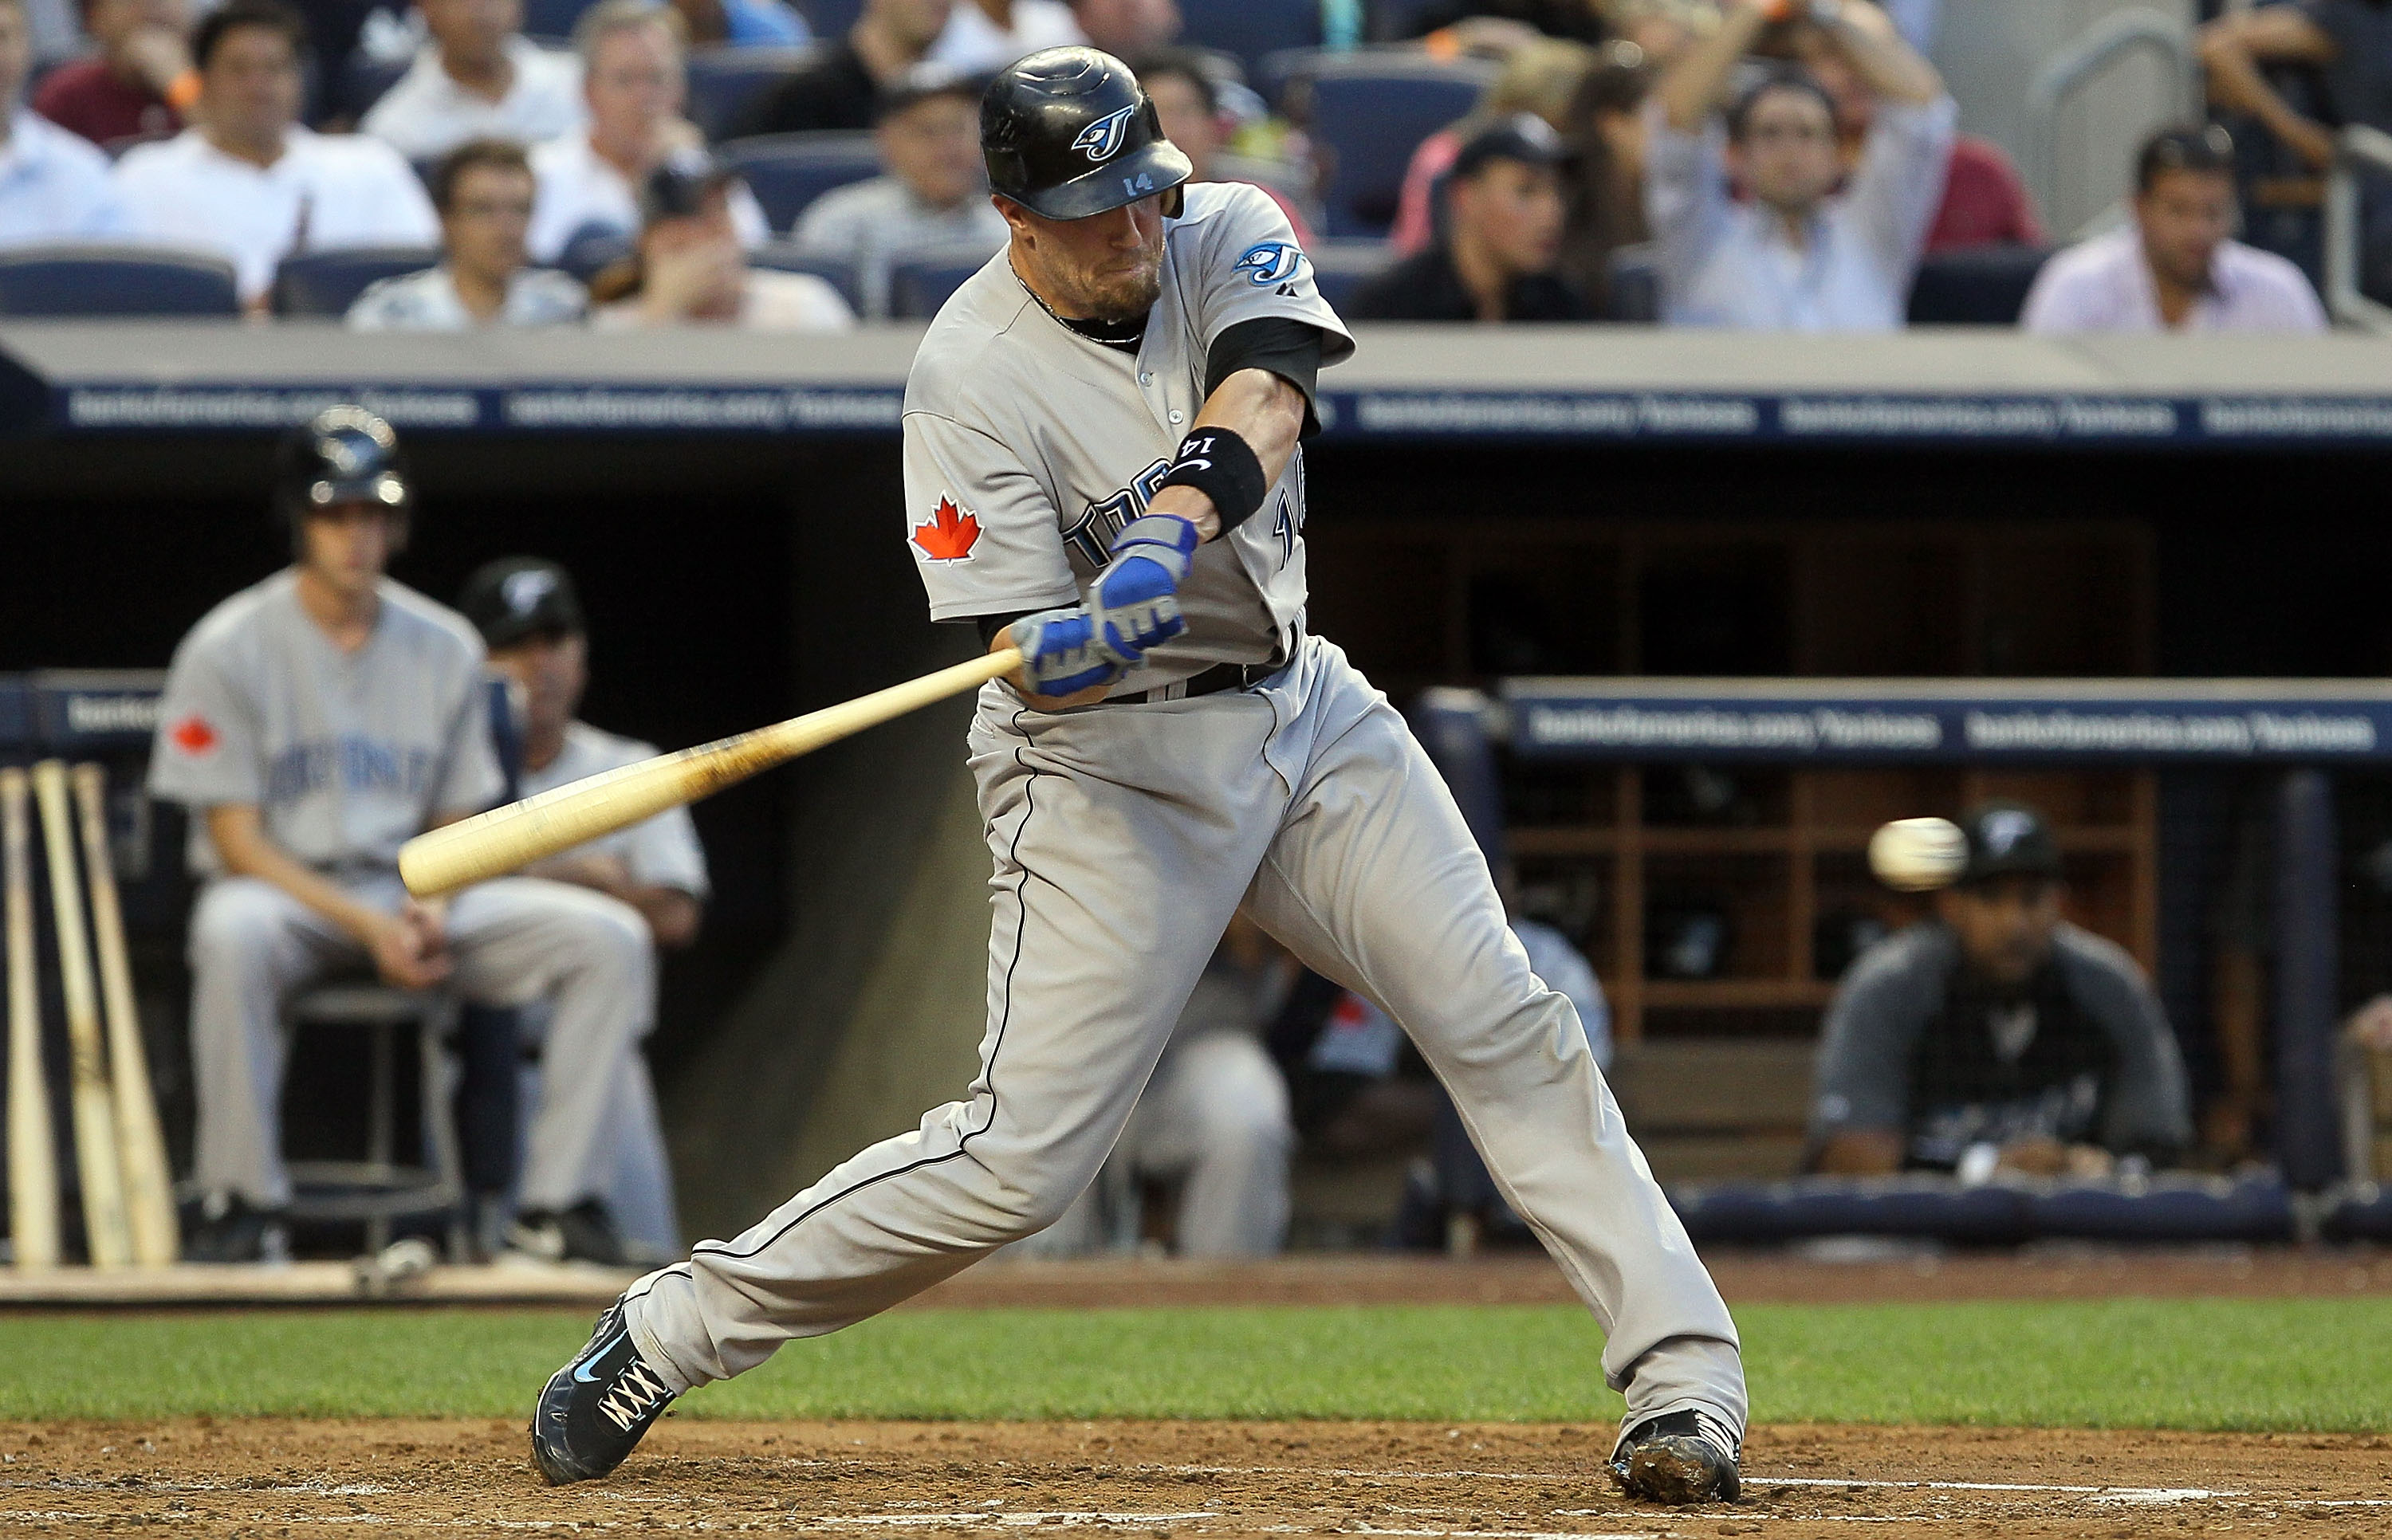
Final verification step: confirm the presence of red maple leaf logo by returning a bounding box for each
[911,496,981,561]
[169,715,218,756]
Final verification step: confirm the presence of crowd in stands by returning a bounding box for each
[0,0,2374,327]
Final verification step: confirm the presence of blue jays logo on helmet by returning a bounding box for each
[1233,241,1306,286]
[1072,102,1139,163]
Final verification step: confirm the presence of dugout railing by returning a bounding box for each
[1413,678,2392,1245]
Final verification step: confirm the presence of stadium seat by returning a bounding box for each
[341,54,411,120]
[749,242,863,316]
[0,245,240,317]
[1306,238,1390,316]
[522,0,599,41]
[271,246,443,318]
[1178,0,1318,86]
[1605,243,1660,323]
[718,131,883,232]
[1906,244,2053,326]
[888,248,994,320]
[797,0,862,35]
[1276,50,1496,239]
[686,45,819,142]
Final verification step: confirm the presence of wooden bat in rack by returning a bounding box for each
[73,764,179,1267]
[30,760,132,1269]
[402,647,1025,898]
[2,768,60,1271]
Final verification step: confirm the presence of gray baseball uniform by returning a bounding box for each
[513,721,712,1255]
[620,184,1746,1447]
[151,571,654,1214]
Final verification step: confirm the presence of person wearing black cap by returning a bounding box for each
[588,155,856,328]
[458,556,710,1265]
[1346,112,1590,322]
[1808,800,2193,1179]
[789,64,1007,319]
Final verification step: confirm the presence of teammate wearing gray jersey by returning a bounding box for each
[533,50,1746,1506]
[151,408,658,1264]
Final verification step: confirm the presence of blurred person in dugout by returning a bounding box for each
[30,0,191,146]
[790,65,1005,320]
[525,0,771,268]
[1009,913,1297,1259]
[348,137,588,327]
[148,408,659,1264]
[588,155,855,328]
[108,0,438,309]
[457,557,710,1264]
[1349,113,1589,320]
[2020,124,2326,336]
[360,0,583,161]
[1808,802,2193,1181]
[1646,0,1953,330]
[0,0,132,243]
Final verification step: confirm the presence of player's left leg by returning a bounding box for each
[444,877,653,1261]
[1240,639,1745,1499]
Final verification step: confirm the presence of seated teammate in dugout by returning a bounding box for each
[1805,800,2193,1180]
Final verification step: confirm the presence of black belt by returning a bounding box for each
[1119,657,1282,705]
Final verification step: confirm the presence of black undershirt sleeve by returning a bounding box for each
[1204,317,1328,439]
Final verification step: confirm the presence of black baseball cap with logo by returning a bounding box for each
[458,557,586,650]
[1957,800,2063,886]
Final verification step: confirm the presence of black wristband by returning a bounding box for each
[1156,426,1269,535]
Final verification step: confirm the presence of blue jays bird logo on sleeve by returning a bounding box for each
[1072,104,1138,162]
[1233,241,1306,286]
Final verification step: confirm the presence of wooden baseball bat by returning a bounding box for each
[2,768,61,1271]
[73,764,178,1267]
[401,646,1025,898]
[30,760,132,1269]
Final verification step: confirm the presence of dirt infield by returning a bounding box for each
[911,1247,2392,1310]
[2,1416,2386,1538]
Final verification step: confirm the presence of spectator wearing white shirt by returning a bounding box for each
[525,0,764,265]
[361,0,582,162]
[349,137,585,328]
[926,0,1080,73]
[0,0,133,244]
[113,0,439,306]
[1645,0,1953,331]
[789,65,1002,318]
[590,155,854,328]
[2021,124,2327,337]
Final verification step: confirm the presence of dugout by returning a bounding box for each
[5,324,2392,1243]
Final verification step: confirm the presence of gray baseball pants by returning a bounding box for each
[623,637,1745,1441]
[186,872,651,1213]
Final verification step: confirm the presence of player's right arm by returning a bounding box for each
[1805,930,1942,1174]
[203,806,450,988]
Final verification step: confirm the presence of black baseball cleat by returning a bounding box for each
[529,1304,679,1484]
[1609,1408,1741,1505]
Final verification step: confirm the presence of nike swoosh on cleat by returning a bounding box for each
[573,1333,629,1382]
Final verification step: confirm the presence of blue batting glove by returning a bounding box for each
[1009,606,1123,697]
[1091,513,1199,662]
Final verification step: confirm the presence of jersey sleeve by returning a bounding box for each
[431,670,506,816]
[625,801,711,898]
[2059,929,2194,1160]
[1806,932,1945,1145]
[147,638,263,808]
[1190,183,1355,368]
[901,405,1080,623]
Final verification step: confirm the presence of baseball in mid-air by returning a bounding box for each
[1868,816,1968,892]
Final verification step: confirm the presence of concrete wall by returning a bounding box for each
[1933,0,2199,240]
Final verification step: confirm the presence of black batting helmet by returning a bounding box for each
[982,46,1191,221]
[274,405,412,528]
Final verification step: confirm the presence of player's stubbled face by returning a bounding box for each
[1013,195,1166,322]
[1938,874,2061,990]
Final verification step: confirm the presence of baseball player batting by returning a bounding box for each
[531,47,1747,1506]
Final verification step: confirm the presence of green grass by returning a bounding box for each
[1,1298,2384,1432]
